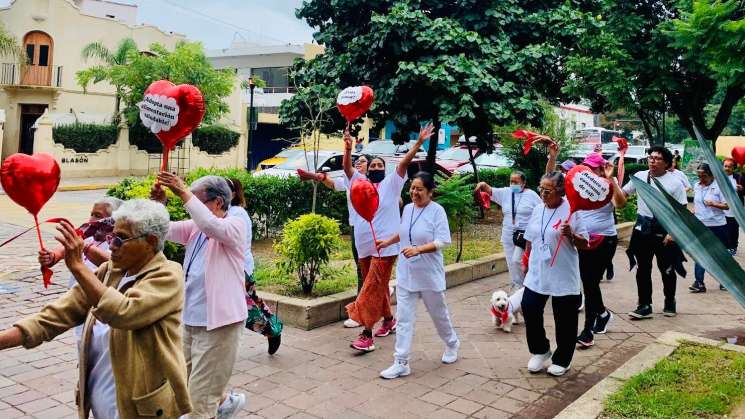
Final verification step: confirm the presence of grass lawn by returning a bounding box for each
[601,342,745,419]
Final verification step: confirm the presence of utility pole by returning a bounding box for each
[246,77,256,171]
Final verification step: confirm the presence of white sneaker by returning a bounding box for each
[547,363,571,376]
[442,341,460,364]
[217,391,246,419]
[578,294,585,312]
[344,318,361,328]
[380,360,411,379]
[527,351,552,373]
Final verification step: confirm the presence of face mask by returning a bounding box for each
[510,184,522,193]
[368,170,385,183]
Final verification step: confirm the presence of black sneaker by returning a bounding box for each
[577,329,594,348]
[268,334,281,355]
[720,284,727,291]
[689,282,706,293]
[606,265,614,281]
[628,305,653,320]
[592,311,613,334]
[663,300,676,317]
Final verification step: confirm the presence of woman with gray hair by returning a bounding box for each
[0,199,192,418]
[152,172,248,419]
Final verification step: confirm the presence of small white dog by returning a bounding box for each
[490,287,524,333]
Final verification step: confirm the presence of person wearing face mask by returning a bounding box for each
[297,155,371,327]
[574,153,627,348]
[474,172,541,290]
[343,123,435,352]
[689,163,730,293]
[723,158,743,258]
[377,172,459,379]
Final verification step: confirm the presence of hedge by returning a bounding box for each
[128,122,239,155]
[192,125,240,154]
[53,123,117,153]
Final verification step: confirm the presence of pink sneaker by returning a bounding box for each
[350,334,376,352]
[374,319,397,337]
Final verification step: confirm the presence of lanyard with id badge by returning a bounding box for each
[406,204,429,263]
[539,206,559,262]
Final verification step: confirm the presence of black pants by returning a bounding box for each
[630,230,677,306]
[350,226,363,293]
[579,235,618,331]
[726,216,739,252]
[521,287,581,368]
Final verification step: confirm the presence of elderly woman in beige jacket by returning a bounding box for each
[0,199,191,419]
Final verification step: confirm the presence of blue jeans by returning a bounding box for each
[694,224,729,284]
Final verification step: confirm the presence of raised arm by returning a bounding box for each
[604,162,627,208]
[545,139,559,175]
[397,123,434,178]
[343,129,354,179]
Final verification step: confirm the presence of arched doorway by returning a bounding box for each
[22,31,53,86]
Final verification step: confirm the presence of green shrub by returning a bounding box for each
[622,163,648,186]
[435,175,477,263]
[274,213,342,296]
[53,123,117,153]
[616,194,638,223]
[474,168,513,188]
[192,125,240,155]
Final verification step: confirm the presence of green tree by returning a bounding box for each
[565,0,745,145]
[282,1,583,172]
[435,175,476,262]
[78,41,235,126]
[0,23,22,62]
[77,38,138,123]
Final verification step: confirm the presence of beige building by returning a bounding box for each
[0,0,185,161]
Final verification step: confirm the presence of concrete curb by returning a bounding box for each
[554,331,737,419]
[58,184,115,192]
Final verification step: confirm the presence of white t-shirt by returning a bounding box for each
[622,170,688,218]
[523,199,587,296]
[345,169,406,258]
[88,274,138,419]
[576,202,617,236]
[670,169,692,190]
[725,175,738,217]
[333,176,363,227]
[694,181,727,227]
[395,202,452,292]
[182,232,209,326]
[490,187,542,240]
[227,206,255,276]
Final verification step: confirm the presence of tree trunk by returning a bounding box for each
[113,93,121,125]
[456,222,464,263]
[425,117,440,174]
[312,182,318,213]
[462,132,483,218]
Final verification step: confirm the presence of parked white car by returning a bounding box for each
[253,151,355,181]
[454,151,513,174]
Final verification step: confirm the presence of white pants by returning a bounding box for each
[394,287,459,362]
[502,237,525,289]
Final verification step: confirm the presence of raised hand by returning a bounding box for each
[55,220,85,272]
[157,171,188,199]
[603,162,615,179]
[38,249,55,267]
[150,182,167,204]
[417,122,435,144]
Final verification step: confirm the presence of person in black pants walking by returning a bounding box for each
[574,153,627,348]
[621,146,688,319]
[521,172,589,376]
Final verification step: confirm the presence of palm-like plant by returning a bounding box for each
[77,38,138,123]
[0,23,25,72]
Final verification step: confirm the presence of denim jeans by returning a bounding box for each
[694,224,729,284]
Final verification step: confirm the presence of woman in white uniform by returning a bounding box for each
[474,172,541,290]
[377,171,460,379]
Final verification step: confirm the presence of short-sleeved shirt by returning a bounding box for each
[622,170,688,218]
[523,199,587,296]
[670,169,692,190]
[333,177,362,227]
[725,175,738,217]
[395,202,452,292]
[345,169,406,258]
[694,181,727,227]
[576,202,617,236]
[490,187,542,240]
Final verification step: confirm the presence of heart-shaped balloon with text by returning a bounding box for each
[138,80,206,150]
[565,165,613,213]
[337,86,374,123]
[1,153,60,216]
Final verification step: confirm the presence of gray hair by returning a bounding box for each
[541,171,566,196]
[94,197,124,216]
[112,199,170,252]
[190,176,232,211]
[511,170,527,183]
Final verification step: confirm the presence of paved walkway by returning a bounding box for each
[0,220,744,418]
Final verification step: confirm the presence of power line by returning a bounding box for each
[156,0,287,44]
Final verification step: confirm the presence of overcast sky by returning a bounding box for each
[1,0,316,48]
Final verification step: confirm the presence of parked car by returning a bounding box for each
[256,147,305,171]
[568,144,616,164]
[253,151,357,181]
[436,146,482,172]
[611,145,649,165]
[361,139,424,158]
[454,150,513,174]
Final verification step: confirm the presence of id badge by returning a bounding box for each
[539,243,552,262]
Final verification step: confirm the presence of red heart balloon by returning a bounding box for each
[565,165,613,213]
[731,146,745,166]
[337,86,374,123]
[138,80,206,150]
[350,178,379,223]
[1,153,60,216]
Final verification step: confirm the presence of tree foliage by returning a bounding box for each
[0,23,23,65]
[565,0,745,144]
[283,0,584,168]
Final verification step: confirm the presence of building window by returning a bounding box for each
[251,67,289,89]
[38,45,49,66]
[26,44,34,64]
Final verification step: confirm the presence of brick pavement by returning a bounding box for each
[1,220,744,418]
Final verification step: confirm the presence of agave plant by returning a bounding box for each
[633,125,745,307]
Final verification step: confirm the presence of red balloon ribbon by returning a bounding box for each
[612,136,628,185]
[513,130,555,156]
